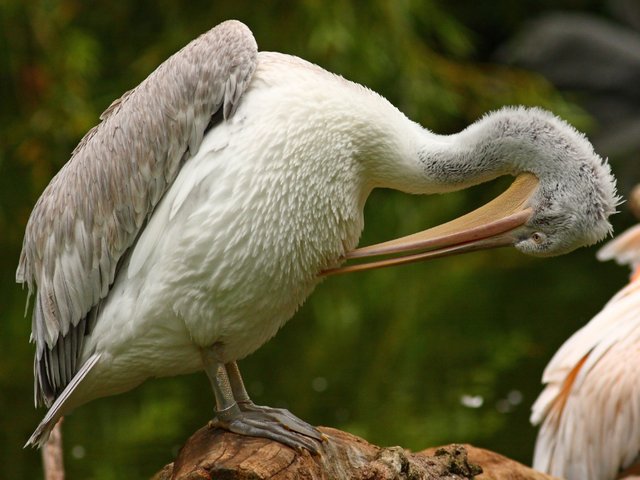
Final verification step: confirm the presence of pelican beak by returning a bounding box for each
[322,173,539,275]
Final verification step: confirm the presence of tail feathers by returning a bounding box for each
[26,354,101,448]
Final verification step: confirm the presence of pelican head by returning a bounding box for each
[326,107,618,274]
[504,109,617,257]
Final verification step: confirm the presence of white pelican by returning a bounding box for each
[532,220,640,480]
[19,20,618,451]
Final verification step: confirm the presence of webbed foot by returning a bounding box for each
[211,403,323,453]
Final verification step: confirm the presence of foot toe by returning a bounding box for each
[213,406,323,454]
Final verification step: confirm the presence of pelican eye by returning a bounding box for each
[530,232,546,244]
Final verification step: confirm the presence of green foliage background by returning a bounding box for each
[0,1,633,478]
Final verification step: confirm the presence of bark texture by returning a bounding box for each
[152,426,559,480]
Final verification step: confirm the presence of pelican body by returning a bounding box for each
[532,224,640,480]
[18,21,618,449]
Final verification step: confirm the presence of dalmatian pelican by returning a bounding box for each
[18,20,618,451]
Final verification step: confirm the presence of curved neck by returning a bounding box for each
[362,109,538,197]
[415,115,532,195]
[410,106,606,199]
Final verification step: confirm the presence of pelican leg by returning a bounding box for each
[225,361,325,443]
[201,351,322,453]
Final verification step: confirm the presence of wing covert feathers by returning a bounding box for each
[16,20,258,407]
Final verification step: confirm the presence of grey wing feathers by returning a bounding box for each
[16,20,258,407]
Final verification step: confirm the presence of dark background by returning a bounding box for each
[2,1,639,478]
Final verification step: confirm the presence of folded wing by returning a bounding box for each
[16,20,258,408]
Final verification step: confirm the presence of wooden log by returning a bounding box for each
[152,425,559,480]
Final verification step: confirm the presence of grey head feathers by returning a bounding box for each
[496,107,619,256]
[420,106,619,257]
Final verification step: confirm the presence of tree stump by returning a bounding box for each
[152,426,559,480]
